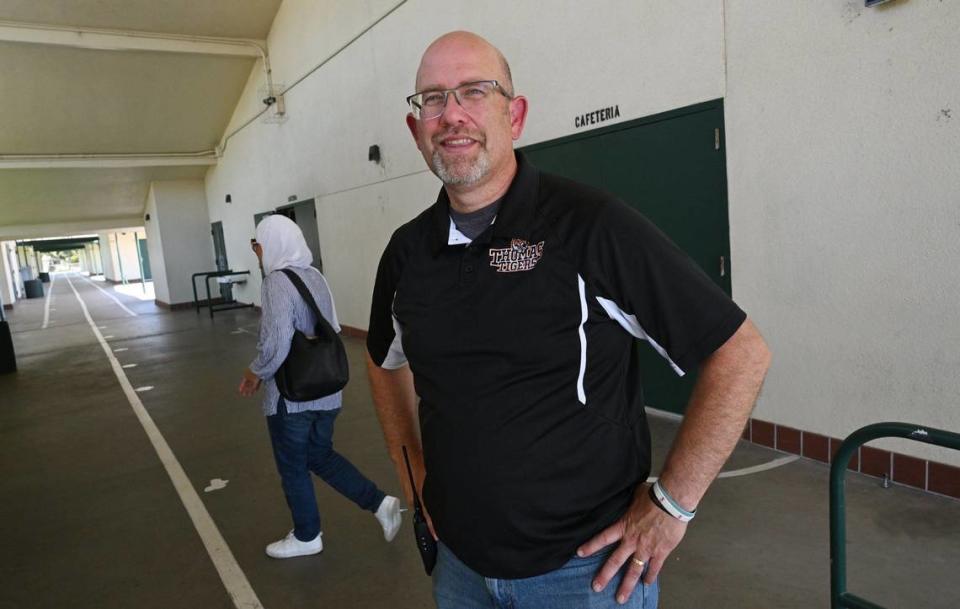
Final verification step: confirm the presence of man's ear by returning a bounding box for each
[406,113,422,150]
[509,96,529,140]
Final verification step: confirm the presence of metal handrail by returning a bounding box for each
[830,422,960,608]
[204,270,253,318]
[192,270,226,313]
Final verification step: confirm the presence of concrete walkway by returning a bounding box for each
[1,272,957,608]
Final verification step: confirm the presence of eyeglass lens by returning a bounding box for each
[412,81,497,119]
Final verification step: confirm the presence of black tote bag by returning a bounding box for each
[273,268,349,401]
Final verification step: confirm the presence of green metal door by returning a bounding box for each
[137,238,152,281]
[210,221,232,301]
[521,100,731,414]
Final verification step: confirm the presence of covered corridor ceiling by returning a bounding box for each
[0,0,284,237]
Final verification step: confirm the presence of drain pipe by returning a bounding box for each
[216,0,408,156]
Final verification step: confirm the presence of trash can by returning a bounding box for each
[24,279,44,299]
[0,321,15,374]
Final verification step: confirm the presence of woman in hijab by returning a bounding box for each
[239,214,401,558]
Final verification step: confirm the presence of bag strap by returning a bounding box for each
[278,268,338,336]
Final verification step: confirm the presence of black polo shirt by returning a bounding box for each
[368,152,745,579]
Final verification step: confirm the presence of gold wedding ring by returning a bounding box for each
[631,557,645,569]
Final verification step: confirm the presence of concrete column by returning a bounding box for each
[92,241,103,275]
[144,180,216,307]
[18,245,38,281]
[6,242,23,299]
[114,231,143,283]
[99,233,119,282]
[1,241,18,309]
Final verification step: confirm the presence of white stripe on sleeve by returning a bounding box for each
[381,294,407,369]
[595,296,686,376]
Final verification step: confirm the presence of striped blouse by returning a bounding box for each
[249,266,343,416]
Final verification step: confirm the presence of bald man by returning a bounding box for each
[366,31,770,608]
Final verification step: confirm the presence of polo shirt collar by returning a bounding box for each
[430,151,540,255]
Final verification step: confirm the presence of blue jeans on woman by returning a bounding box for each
[267,398,385,541]
[434,541,659,609]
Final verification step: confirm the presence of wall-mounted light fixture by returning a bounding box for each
[368,145,381,163]
[288,195,298,202]
[225,194,232,204]
[145,214,151,221]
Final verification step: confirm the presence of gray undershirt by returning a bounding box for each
[450,197,503,240]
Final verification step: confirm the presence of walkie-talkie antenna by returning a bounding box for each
[402,445,423,510]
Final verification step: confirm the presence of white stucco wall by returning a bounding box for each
[145,181,217,305]
[725,0,960,464]
[206,0,724,316]
[203,0,960,464]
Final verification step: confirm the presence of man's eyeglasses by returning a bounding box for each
[406,80,511,121]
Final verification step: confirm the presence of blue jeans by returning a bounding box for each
[434,541,659,609]
[267,399,385,541]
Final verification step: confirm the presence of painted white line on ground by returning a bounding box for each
[42,272,56,329]
[122,363,138,369]
[644,405,683,421]
[644,407,799,481]
[135,386,154,392]
[716,455,799,478]
[99,325,108,329]
[646,455,799,484]
[63,274,264,609]
[77,273,137,317]
[113,348,129,352]
[103,335,115,339]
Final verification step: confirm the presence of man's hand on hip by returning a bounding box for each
[577,483,687,604]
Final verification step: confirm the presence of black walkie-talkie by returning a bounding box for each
[402,445,437,575]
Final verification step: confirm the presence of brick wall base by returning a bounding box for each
[340,325,368,339]
[743,417,960,500]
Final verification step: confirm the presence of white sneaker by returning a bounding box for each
[265,530,323,559]
[374,495,402,542]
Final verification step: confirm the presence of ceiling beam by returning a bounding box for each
[0,218,144,241]
[18,236,100,252]
[0,156,217,169]
[0,21,264,58]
